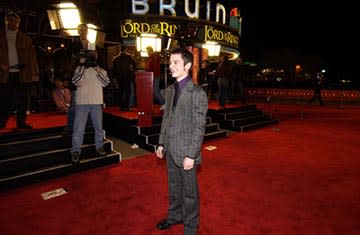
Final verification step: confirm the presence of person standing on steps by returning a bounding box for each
[70,51,110,166]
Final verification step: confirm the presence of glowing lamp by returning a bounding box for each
[203,41,221,57]
[136,33,162,57]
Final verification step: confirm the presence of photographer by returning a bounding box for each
[70,51,110,165]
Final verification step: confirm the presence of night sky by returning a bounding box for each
[2,0,357,78]
[228,1,357,70]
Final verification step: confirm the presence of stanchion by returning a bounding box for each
[338,92,345,110]
[262,96,271,112]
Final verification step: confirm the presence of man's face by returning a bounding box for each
[54,80,64,88]
[169,53,191,80]
[202,61,209,68]
[5,15,20,31]
[146,47,153,56]
[78,25,88,40]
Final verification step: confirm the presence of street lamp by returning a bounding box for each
[47,2,102,49]
[47,2,86,36]
[203,41,221,57]
[136,33,161,57]
[86,23,98,50]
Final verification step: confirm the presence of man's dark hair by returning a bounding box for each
[120,45,126,52]
[171,48,193,67]
[6,12,20,20]
[77,23,88,31]
[202,59,209,65]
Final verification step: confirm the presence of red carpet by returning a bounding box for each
[0,112,67,134]
[1,104,360,234]
[1,100,237,134]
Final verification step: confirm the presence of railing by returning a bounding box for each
[245,88,360,103]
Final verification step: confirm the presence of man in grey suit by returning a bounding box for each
[156,48,208,235]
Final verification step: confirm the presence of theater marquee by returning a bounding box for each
[121,20,178,38]
[120,18,239,49]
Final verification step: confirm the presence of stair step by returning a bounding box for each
[206,123,221,133]
[204,130,227,141]
[232,114,272,127]
[0,126,64,144]
[0,131,95,158]
[0,140,113,178]
[0,151,121,191]
[147,134,159,145]
[133,124,162,136]
[224,110,264,120]
[235,119,279,132]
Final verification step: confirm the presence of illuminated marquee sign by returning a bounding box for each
[204,25,239,48]
[131,0,227,25]
[121,20,178,38]
[121,18,239,48]
[122,1,241,48]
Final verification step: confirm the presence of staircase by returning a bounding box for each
[0,127,121,191]
[130,116,228,152]
[208,104,279,132]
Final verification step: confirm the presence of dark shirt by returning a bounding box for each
[178,76,191,91]
[173,76,191,107]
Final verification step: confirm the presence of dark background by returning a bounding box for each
[233,1,357,70]
[1,0,358,87]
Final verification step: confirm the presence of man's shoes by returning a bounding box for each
[71,152,80,166]
[96,147,107,156]
[156,219,182,230]
[17,124,32,129]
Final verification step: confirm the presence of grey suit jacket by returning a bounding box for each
[159,79,208,167]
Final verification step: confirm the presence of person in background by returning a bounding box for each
[127,49,137,108]
[66,23,92,133]
[146,46,165,105]
[70,51,110,166]
[73,23,89,53]
[307,76,324,106]
[229,56,247,104]
[112,45,137,111]
[156,48,208,235]
[0,12,39,129]
[215,56,232,108]
[198,59,210,96]
[52,77,71,113]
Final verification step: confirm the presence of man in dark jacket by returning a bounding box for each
[0,12,39,129]
[112,45,137,111]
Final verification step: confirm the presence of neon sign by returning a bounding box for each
[204,25,239,47]
[121,21,178,38]
[131,0,227,25]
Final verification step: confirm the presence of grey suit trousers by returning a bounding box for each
[166,153,199,234]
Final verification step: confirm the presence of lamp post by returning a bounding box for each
[136,33,161,57]
[47,2,101,50]
[47,2,81,35]
[203,41,221,57]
